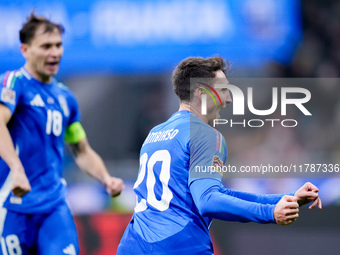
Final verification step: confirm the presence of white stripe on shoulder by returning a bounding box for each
[20,67,31,80]
[15,70,22,77]
[6,72,14,88]
[57,82,68,90]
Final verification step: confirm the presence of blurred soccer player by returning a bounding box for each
[117,56,322,254]
[0,11,124,255]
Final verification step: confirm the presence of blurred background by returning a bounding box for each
[1,0,340,254]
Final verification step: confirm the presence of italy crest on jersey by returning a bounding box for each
[58,95,69,117]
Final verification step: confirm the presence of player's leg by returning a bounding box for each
[37,201,79,255]
[0,208,36,255]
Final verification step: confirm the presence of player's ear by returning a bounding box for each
[20,44,29,59]
[195,88,204,99]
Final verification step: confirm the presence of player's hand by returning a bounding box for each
[11,166,31,197]
[274,195,299,225]
[103,176,125,197]
[294,182,322,209]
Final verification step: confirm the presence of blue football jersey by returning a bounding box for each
[0,68,80,213]
[118,110,227,253]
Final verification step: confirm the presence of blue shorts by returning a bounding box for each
[0,201,79,255]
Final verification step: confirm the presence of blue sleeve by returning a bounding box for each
[220,187,288,205]
[0,71,22,113]
[190,178,276,223]
[189,123,227,184]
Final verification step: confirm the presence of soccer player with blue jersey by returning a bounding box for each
[117,56,322,254]
[0,12,124,254]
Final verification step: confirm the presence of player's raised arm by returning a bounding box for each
[68,136,124,197]
[190,178,300,225]
[0,104,31,197]
[221,187,287,205]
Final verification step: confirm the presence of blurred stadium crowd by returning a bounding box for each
[268,0,340,78]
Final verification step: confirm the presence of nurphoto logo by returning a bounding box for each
[193,78,312,128]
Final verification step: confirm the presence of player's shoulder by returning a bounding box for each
[150,111,189,132]
[0,69,27,89]
[190,114,218,139]
[53,79,71,92]
[142,112,190,146]
[52,79,77,99]
[56,81,69,91]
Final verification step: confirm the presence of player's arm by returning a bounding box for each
[66,122,124,197]
[0,104,31,197]
[221,187,289,205]
[190,126,298,225]
[220,181,321,209]
[224,182,322,208]
[190,178,299,225]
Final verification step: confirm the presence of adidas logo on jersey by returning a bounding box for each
[10,196,22,204]
[63,244,76,255]
[30,94,45,107]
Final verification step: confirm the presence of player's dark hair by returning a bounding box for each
[20,10,64,44]
[172,56,229,102]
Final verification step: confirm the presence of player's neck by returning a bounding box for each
[178,102,190,112]
[178,102,209,124]
[24,64,52,84]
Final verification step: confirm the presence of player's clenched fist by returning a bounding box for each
[294,182,322,209]
[274,195,299,225]
[104,176,125,197]
[11,167,31,197]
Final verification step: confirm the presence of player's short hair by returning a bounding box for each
[20,10,64,44]
[172,56,229,102]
